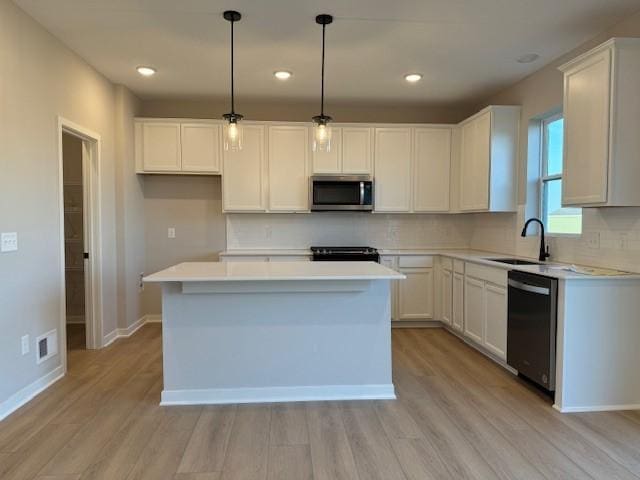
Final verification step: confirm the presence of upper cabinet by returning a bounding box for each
[458,106,520,212]
[222,124,267,212]
[311,126,372,175]
[559,38,640,207]
[135,119,222,174]
[268,125,309,212]
[374,126,452,213]
[374,128,412,212]
[413,127,451,212]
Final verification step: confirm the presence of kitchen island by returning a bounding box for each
[144,261,405,405]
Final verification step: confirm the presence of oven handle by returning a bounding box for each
[359,182,365,205]
[508,279,550,295]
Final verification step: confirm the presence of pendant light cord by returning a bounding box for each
[230,18,235,115]
[320,22,325,117]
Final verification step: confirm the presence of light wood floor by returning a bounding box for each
[1,324,639,480]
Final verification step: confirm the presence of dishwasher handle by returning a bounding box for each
[508,279,550,295]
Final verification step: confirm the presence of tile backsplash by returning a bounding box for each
[226,213,473,251]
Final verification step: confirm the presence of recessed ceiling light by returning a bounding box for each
[404,73,423,83]
[516,53,540,64]
[136,66,157,77]
[274,70,293,80]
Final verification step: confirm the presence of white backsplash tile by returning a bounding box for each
[226,213,473,250]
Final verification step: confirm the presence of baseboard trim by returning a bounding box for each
[553,403,640,413]
[161,384,396,406]
[392,320,442,328]
[0,365,65,421]
[102,314,163,347]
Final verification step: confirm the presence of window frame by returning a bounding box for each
[539,112,581,237]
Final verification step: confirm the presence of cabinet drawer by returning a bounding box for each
[465,262,507,286]
[441,257,453,271]
[398,255,433,268]
[453,260,465,274]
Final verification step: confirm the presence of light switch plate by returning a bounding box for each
[21,335,29,355]
[1,232,18,252]
[167,227,175,239]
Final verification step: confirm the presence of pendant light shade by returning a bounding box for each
[312,14,333,153]
[223,10,243,151]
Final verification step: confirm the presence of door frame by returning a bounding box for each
[57,117,103,370]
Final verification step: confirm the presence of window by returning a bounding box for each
[540,114,582,235]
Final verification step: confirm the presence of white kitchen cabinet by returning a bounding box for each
[441,267,452,326]
[464,276,484,343]
[484,283,508,359]
[413,127,451,212]
[452,271,464,332]
[311,126,372,175]
[180,123,221,173]
[140,122,181,172]
[342,127,373,174]
[459,106,520,212]
[222,124,267,212]
[559,38,640,207]
[374,128,412,212]
[268,125,309,212]
[463,262,508,360]
[397,256,434,321]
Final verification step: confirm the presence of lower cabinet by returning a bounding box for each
[441,268,452,326]
[464,276,485,344]
[452,271,464,332]
[381,255,434,322]
[463,264,508,360]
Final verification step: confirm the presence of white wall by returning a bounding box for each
[0,0,139,410]
[471,10,640,272]
[226,213,473,251]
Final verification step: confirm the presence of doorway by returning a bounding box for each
[62,133,86,352]
[58,118,103,371]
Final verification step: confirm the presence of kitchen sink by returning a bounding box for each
[486,258,541,266]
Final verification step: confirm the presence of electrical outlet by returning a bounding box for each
[585,232,600,249]
[1,232,18,252]
[167,227,176,239]
[139,272,145,292]
[617,233,629,250]
[21,335,29,355]
[265,225,273,240]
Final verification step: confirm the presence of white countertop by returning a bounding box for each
[144,261,405,283]
[220,248,640,280]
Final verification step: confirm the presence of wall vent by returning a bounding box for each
[36,329,58,364]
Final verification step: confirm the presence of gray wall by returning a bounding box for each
[0,0,119,406]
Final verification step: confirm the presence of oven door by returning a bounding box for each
[310,176,373,211]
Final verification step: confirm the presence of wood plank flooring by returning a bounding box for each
[1,324,639,479]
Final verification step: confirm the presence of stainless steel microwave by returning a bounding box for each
[310,175,374,211]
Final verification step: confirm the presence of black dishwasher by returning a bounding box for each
[507,271,558,391]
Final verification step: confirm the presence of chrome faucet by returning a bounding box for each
[521,218,550,262]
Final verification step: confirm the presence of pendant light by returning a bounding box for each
[222,10,243,151]
[312,14,333,152]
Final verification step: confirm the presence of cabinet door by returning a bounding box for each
[268,126,309,211]
[222,125,266,211]
[374,128,412,212]
[563,49,611,205]
[381,256,398,321]
[398,268,434,321]
[484,283,507,360]
[452,272,464,332]
[414,128,451,212]
[464,276,484,343]
[342,127,372,174]
[460,113,491,211]
[181,123,221,173]
[441,268,452,326]
[142,122,181,171]
[312,127,342,174]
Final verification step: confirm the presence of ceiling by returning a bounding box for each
[14,0,640,106]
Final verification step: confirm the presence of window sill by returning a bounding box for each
[546,233,582,239]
